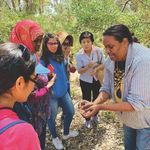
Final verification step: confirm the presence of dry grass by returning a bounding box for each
[45,72,124,150]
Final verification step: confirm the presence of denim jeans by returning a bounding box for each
[123,125,150,150]
[48,92,74,138]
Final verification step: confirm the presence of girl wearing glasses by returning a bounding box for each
[0,42,41,149]
[41,33,78,150]
[56,32,76,123]
[56,32,76,88]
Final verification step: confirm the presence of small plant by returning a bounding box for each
[102,111,116,122]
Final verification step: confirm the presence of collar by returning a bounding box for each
[80,45,96,55]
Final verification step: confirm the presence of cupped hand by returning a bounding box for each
[78,100,92,109]
[80,104,99,118]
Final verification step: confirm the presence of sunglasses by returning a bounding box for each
[47,42,58,46]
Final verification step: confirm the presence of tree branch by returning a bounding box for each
[121,0,131,12]
[4,0,12,10]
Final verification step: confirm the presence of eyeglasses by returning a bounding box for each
[62,42,70,47]
[29,74,38,84]
[47,42,58,46]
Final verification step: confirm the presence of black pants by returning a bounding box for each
[80,79,101,120]
[80,79,101,101]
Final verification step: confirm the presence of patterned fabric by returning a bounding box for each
[10,20,43,53]
[114,61,125,103]
[27,75,50,136]
[100,43,150,129]
[28,92,50,136]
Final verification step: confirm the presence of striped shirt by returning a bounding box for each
[100,42,150,129]
[76,46,105,83]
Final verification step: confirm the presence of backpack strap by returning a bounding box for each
[0,120,26,135]
[96,50,102,64]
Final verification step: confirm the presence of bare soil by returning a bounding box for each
[45,72,124,150]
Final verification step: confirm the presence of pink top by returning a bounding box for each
[34,87,49,98]
[0,105,41,150]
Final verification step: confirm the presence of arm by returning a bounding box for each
[82,58,150,117]
[82,101,134,119]
[94,91,110,104]
[80,63,112,108]
[34,87,49,98]
[126,60,150,111]
[78,62,96,74]
[76,53,95,74]
[78,65,90,74]
[97,102,134,112]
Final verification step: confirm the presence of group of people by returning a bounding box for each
[0,20,79,150]
[0,19,150,150]
[79,25,150,150]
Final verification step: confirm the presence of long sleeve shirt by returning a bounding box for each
[100,43,150,129]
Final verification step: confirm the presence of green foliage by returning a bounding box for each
[0,6,24,41]
[71,0,120,32]
[1,0,150,48]
[102,111,116,122]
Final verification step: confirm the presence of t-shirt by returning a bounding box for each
[0,106,41,150]
[114,61,125,103]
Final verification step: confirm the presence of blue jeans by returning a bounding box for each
[123,125,150,150]
[48,92,74,138]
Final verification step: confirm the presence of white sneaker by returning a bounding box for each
[62,130,79,140]
[85,120,92,128]
[52,137,64,150]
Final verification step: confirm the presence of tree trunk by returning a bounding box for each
[11,0,16,11]
[18,0,21,11]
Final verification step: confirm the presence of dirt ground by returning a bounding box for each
[45,72,124,150]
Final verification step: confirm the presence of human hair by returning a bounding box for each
[41,33,63,66]
[0,42,35,95]
[63,35,73,46]
[103,24,133,44]
[79,31,94,43]
[131,32,140,43]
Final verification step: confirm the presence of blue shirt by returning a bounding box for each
[40,55,68,98]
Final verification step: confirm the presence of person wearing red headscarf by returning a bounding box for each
[10,19,44,53]
[10,20,52,150]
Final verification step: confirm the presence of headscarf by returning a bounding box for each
[10,20,44,53]
[56,32,73,46]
